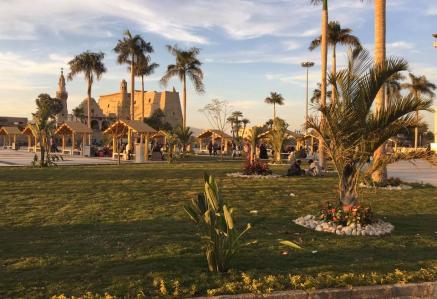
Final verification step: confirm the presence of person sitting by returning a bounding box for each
[259,143,268,159]
[305,159,322,176]
[287,146,296,164]
[287,160,304,176]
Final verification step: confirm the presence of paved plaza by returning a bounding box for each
[0,149,435,186]
[0,149,119,166]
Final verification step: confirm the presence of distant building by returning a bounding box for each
[98,80,183,128]
[56,69,68,123]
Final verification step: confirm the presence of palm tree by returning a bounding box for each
[401,73,436,148]
[161,45,204,129]
[264,92,284,120]
[307,48,432,208]
[386,72,405,101]
[309,20,361,103]
[133,55,159,121]
[114,30,153,120]
[311,83,332,103]
[72,106,85,122]
[32,94,64,167]
[67,51,106,141]
[231,111,243,139]
[174,126,193,157]
[310,0,328,169]
[241,118,250,139]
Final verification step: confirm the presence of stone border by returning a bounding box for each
[193,281,437,298]
[293,215,394,236]
[359,183,413,190]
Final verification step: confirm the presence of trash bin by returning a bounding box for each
[135,144,144,163]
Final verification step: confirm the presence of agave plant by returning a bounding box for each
[307,47,432,209]
[184,174,251,272]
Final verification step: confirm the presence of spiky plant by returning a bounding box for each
[184,174,251,272]
[307,48,432,209]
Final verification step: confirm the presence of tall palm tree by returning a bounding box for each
[386,72,405,101]
[160,45,204,129]
[307,48,432,208]
[309,20,361,103]
[371,0,387,182]
[264,92,284,120]
[114,30,153,120]
[67,51,106,140]
[401,73,436,147]
[310,0,329,169]
[133,55,159,121]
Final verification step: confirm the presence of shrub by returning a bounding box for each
[184,174,251,272]
[318,202,373,226]
[242,160,272,176]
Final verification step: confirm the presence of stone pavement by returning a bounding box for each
[0,149,119,166]
[388,159,437,187]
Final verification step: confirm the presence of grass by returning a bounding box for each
[0,161,436,298]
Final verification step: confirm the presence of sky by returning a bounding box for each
[0,0,436,132]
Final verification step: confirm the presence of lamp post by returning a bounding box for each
[301,61,315,132]
[433,33,437,48]
[433,34,437,147]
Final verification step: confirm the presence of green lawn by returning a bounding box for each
[0,162,436,298]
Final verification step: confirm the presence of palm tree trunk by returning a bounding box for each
[331,44,337,104]
[87,80,92,146]
[141,75,145,122]
[273,103,276,120]
[339,164,359,209]
[372,0,387,183]
[40,134,45,167]
[183,73,187,129]
[318,0,328,169]
[130,58,135,120]
[414,111,419,148]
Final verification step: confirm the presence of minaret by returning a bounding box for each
[119,79,129,118]
[56,68,68,122]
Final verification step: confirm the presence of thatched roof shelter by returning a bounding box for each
[197,129,232,140]
[0,126,22,136]
[104,120,156,136]
[55,121,92,135]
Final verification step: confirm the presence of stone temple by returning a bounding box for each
[98,80,183,128]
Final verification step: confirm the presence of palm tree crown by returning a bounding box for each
[160,45,204,129]
[309,21,361,51]
[402,73,436,98]
[67,51,106,133]
[264,92,285,120]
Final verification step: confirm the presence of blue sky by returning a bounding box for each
[0,0,436,131]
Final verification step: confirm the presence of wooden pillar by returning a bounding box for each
[27,135,31,148]
[34,136,37,152]
[62,135,65,153]
[82,134,86,156]
[71,133,75,155]
[199,139,202,152]
[145,133,149,161]
[112,136,116,159]
[224,138,228,153]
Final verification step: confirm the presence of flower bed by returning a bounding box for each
[294,214,394,236]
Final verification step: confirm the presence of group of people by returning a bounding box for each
[207,141,221,156]
[287,159,322,177]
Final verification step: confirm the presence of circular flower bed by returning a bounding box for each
[226,172,282,179]
[293,214,394,236]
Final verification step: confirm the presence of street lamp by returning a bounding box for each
[301,61,315,131]
[433,33,437,48]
